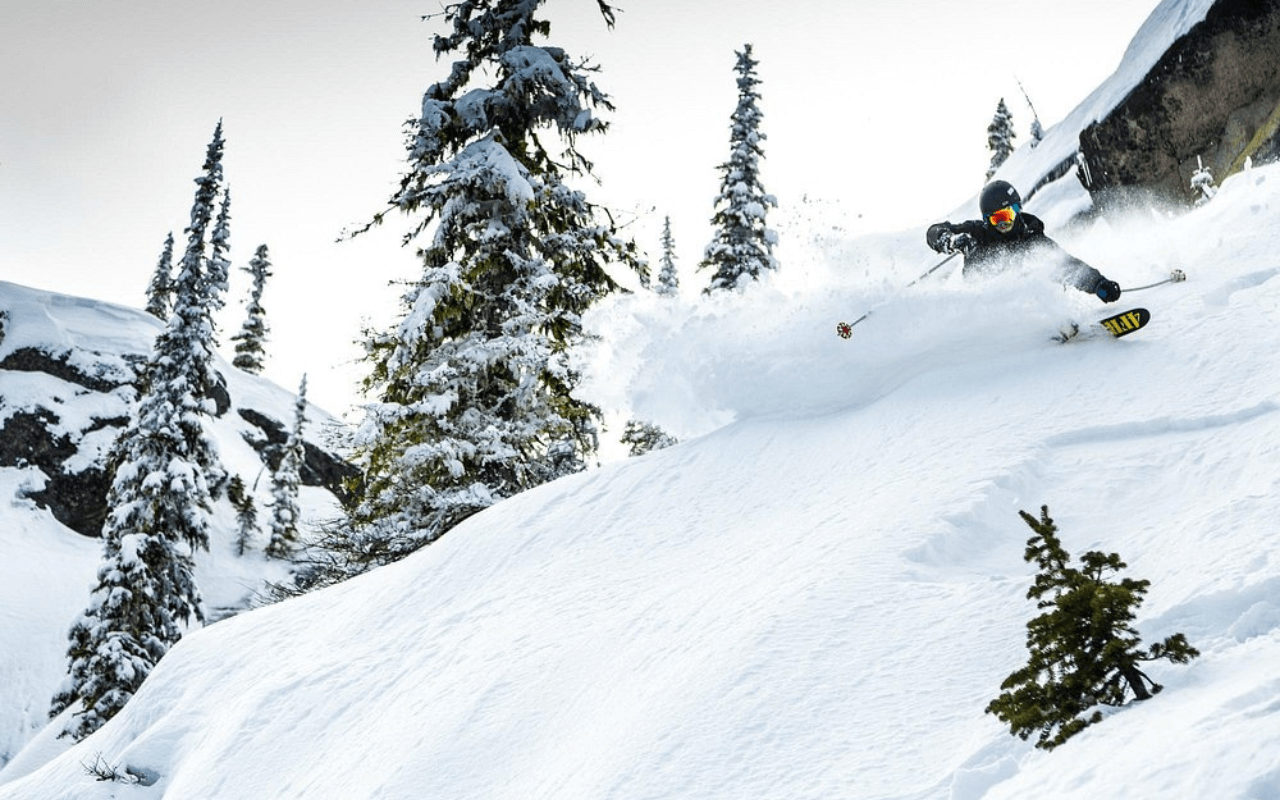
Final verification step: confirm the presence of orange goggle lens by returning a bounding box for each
[988,205,1018,226]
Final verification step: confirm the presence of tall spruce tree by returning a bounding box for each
[266,375,307,559]
[701,43,777,292]
[985,506,1200,751]
[656,215,680,297]
[231,244,273,373]
[986,98,1016,180]
[52,123,231,740]
[144,232,175,320]
[340,0,642,574]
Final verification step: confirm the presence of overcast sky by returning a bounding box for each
[0,0,1162,418]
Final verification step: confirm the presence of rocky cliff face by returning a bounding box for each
[0,285,356,539]
[1079,0,1280,208]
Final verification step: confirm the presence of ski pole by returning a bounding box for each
[906,251,960,288]
[837,253,959,338]
[1124,269,1186,293]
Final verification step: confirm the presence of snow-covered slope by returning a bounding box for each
[6,1,1280,798]
[3,160,1279,799]
[0,283,344,770]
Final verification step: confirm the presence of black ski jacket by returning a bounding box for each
[926,212,1108,295]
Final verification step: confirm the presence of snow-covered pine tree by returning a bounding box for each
[267,375,307,559]
[51,123,231,741]
[621,419,677,457]
[984,506,1200,751]
[231,244,273,373]
[701,44,778,292]
[228,475,259,557]
[619,216,681,457]
[144,232,175,319]
[656,215,680,297]
[338,0,642,574]
[1191,155,1217,204]
[1015,78,1043,148]
[206,187,232,348]
[986,98,1016,180]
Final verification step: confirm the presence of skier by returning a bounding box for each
[926,181,1122,303]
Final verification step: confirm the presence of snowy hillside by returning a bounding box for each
[0,283,344,769]
[3,161,1279,799]
[4,1,1280,798]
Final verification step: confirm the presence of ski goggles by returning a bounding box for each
[987,204,1020,227]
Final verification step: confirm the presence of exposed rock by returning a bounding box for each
[0,347,134,394]
[0,346,229,416]
[0,409,111,537]
[1079,0,1280,208]
[0,409,76,473]
[237,408,358,505]
[26,466,112,539]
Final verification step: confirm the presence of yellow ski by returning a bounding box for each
[1099,307,1150,338]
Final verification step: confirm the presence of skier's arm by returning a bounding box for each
[926,221,982,254]
[1041,237,1122,302]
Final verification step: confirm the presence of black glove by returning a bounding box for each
[926,225,973,255]
[926,224,953,253]
[1095,279,1121,303]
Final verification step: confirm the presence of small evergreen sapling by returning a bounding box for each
[1015,78,1043,148]
[656,215,680,297]
[985,98,1016,180]
[620,219,679,456]
[266,375,307,559]
[231,244,273,374]
[985,506,1199,750]
[144,232,175,320]
[620,420,677,457]
[1191,155,1217,204]
[228,475,259,556]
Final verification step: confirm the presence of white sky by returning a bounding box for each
[0,0,1162,418]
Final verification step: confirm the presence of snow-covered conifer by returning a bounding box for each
[985,506,1199,751]
[1191,155,1217,204]
[620,218,680,455]
[144,232,175,319]
[231,244,273,374]
[205,188,232,345]
[267,375,307,559]
[228,475,259,557]
[1016,79,1043,148]
[51,123,231,740]
[621,420,677,457]
[986,98,1016,179]
[701,44,778,292]
[333,0,642,576]
[656,215,680,297]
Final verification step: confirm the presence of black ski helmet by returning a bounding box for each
[980,180,1022,217]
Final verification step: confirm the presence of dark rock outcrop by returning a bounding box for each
[1079,0,1280,208]
[238,408,359,505]
[0,408,114,537]
[0,347,136,394]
